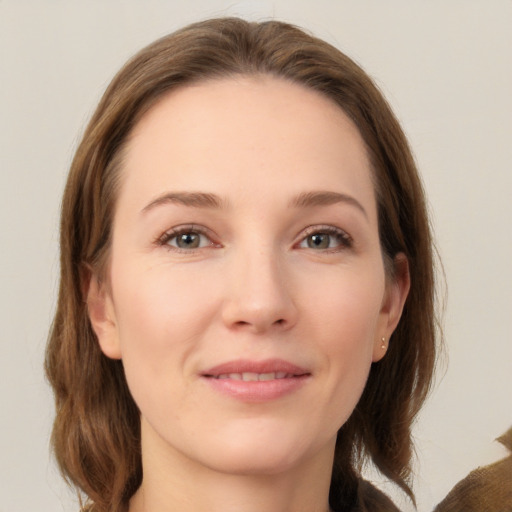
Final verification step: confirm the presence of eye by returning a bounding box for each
[298,226,353,251]
[170,232,208,249]
[157,226,217,251]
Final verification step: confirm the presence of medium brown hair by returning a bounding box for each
[46,17,438,512]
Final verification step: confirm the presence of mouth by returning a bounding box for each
[202,358,310,379]
[201,359,311,402]
[210,371,300,381]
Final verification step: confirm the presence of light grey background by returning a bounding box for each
[1,1,511,511]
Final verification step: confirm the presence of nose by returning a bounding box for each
[221,246,298,334]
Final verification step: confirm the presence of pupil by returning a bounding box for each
[309,233,329,249]
[178,233,199,248]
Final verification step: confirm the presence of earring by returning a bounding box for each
[381,337,386,349]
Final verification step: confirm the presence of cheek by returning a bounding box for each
[109,261,222,400]
[305,264,384,347]
[303,267,384,413]
[107,260,236,451]
[111,258,221,347]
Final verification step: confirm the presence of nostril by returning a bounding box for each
[231,318,287,332]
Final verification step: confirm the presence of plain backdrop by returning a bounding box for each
[1,1,511,511]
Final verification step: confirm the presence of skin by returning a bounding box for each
[88,76,409,512]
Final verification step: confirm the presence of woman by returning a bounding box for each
[46,17,437,512]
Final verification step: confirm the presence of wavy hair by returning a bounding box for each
[46,17,438,512]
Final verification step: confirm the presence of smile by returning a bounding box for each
[201,359,311,402]
[213,372,295,381]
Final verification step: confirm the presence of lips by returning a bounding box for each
[201,359,310,402]
[214,371,293,381]
[203,358,310,378]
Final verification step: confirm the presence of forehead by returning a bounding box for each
[120,75,376,215]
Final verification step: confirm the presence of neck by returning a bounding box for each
[130,419,335,512]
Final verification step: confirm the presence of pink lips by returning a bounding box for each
[201,359,310,402]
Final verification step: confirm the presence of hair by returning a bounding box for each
[46,17,438,512]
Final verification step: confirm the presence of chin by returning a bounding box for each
[203,446,304,477]
[194,424,328,477]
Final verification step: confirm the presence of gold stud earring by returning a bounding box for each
[381,337,386,349]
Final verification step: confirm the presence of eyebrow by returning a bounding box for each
[289,191,368,219]
[141,192,226,214]
[141,190,367,218]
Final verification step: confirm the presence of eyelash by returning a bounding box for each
[156,225,219,252]
[155,224,353,253]
[297,225,353,252]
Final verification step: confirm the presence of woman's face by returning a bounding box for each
[89,76,408,476]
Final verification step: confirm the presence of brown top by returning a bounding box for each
[434,426,512,512]
[344,426,512,511]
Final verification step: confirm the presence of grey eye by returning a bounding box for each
[175,233,201,248]
[167,231,210,249]
[298,227,352,251]
[306,233,331,249]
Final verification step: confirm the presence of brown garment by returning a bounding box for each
[434,427,512,512]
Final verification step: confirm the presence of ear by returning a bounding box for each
[86,273,122,360]
[372,253,410,362]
